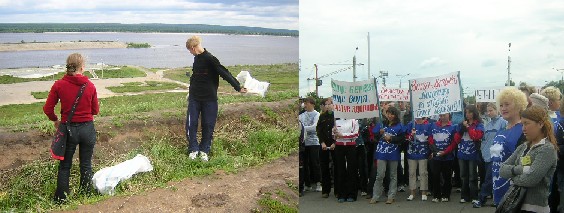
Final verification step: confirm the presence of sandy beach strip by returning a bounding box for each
[0,41,128,52]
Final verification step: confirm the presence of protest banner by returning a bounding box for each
[331,78,379,119]
[409,72,463,118]
[378,86,410,102]
[475,89,500,103]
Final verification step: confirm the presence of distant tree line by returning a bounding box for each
[0,23,298,37]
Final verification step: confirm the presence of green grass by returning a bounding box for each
[31,91,49,99]
[0,126,298,212]
[126,42,151,48]
[164,63,297,92]
[0,66,146,84]
[256,194,298,213]
[106,81,185,93]
[0,90,297,131]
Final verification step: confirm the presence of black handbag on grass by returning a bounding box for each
[50,83,87,160]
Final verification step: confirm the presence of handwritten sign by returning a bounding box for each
[410,72,462,118]
[475,89,500,102]
[378,87,410,102]
[331,79,379,119]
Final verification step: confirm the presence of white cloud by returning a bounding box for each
[420,57,447,69]
[0,0,297,30]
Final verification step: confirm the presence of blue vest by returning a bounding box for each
[457,122,485,161]
[430,122,457,161]
[374,123,403,161]
[406,121,430,160]
[491,123,523,205]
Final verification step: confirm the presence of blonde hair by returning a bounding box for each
[540,86,562,102]
[186,36,202,49]
[497,87,528,113]
[521,106,558,151]
[486,102,497,110]
[66,53,84,75]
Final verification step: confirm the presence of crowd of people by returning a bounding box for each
[299,84,564,213]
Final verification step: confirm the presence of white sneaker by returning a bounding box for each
[422,195,428,201]
[189,151,198,160]
[460,199,467,203]
[304,186,312,191]
[315,182,322,192]
[407,195,414,201]
[199,152,209,162]
[432,198,439,203]
[361,191,368,196]
[441,198,449,202]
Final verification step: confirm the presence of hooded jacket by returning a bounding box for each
[43,74,99,123]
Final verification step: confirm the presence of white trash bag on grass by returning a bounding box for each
[92,154,153,195]
[236,71,270,97]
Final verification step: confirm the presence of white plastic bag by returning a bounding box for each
[92,154,153,195]
[236,71,270,97]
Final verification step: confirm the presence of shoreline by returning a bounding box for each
[0,41,127,52]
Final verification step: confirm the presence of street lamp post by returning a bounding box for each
[554,68,564,83]
[396,73,411,88]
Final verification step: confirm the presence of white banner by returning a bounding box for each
[378,86,410,102]
[475,89,500,102]
[410,72,463,118]
[331,79,379,119]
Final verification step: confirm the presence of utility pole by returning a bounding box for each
[353,55,357,82]
[379,70,388,87]
[396,73,411,88]
[367,32,371,79]
[554,68,564,83]
[506,43,511,86]
[314,64,319,96]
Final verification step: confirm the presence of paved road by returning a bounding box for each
[299,189,496,213]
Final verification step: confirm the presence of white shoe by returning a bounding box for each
[361,192,368,196]
[199,152,209,162]
[441,198,449,202]
[315,183,322,192]
[422,195,428,201]
[189,151,198,160]
[432,198,439,203]
[304,186,312,191]
[407,195,414,201]
[460,199,467,203]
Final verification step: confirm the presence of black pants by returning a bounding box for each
[304,145,321,186]
[335,145,358,200]
[299,150,305,193]
[366,142,376,196]
[452,155,461,187]
[356,145,368,193]
[54,121,96,200]
[431,159,453,199]
[320,149,335,195]
[368,159,377,197]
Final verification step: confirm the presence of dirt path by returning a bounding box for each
[62,153,297,213]
[0,67,188,106]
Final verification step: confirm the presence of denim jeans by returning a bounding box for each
[186,99,218,154]
[54,121,96,200]
[458,159,479,201]
[479,162,493,202]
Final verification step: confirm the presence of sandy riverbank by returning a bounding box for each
[0,41,127,52]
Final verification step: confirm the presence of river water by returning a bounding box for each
[0,32,298,69]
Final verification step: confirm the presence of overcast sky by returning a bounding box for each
[300,0,564,97]
[0,0,298,30]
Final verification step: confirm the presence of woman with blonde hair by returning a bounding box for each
[500,106,558,213]
[490,87,528,206]
[43,53,99,203]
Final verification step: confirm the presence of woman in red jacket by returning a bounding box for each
[43,53,99,203]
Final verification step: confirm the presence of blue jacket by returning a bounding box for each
[405,121,431,160]
[481,116,507,162]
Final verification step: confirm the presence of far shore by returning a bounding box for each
[0,41,127,52]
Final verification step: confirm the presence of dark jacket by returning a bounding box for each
[189,49,241,101]
[316,111,335,147]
